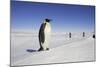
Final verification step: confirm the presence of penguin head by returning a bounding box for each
[45,18,52,22]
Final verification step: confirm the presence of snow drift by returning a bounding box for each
[11,31,95,66]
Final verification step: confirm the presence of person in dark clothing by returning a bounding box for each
[93,34,95,38]
[83,32,85,37]
[69,32,71,38]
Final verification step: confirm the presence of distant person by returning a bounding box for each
[83,32,85,37]
[38,18,51,51]
[93,34,95,38]
[69,32,71,38]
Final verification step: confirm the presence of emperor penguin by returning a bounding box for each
[38,18,51,51]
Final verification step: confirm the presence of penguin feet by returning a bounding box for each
[38,47,43,51]
[38,47,49,51]
[46,48,49,50]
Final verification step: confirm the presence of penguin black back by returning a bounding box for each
[39,23,46,43]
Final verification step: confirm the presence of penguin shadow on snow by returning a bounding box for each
[26,48,49,53]
[26,49,37,53]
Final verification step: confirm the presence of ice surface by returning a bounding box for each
[11,31,95,66]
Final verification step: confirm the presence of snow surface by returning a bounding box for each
[11,31,95,66]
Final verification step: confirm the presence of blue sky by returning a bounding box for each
[11,1,95,32]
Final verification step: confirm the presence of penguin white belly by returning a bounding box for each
[42,23,51,50]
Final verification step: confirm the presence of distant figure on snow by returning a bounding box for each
[93,34,95,38]
[83,32,85,37]
[69,32,71,38]
[38,18,51,51]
